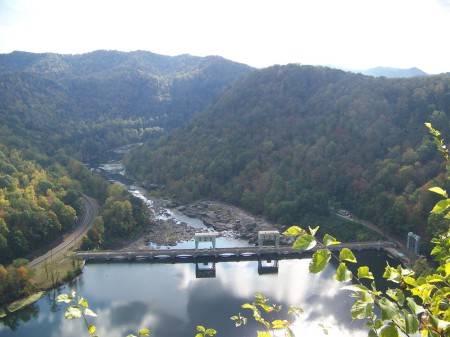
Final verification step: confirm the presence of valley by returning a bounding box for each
[0,50,449,336]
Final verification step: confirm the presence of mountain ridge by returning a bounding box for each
[359,66,428,78]
[125,64,450,246]
[0,50,252,78]
[0,50,253,159]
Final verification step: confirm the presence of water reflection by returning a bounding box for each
[0,251,396,337]
[0,304,39,332]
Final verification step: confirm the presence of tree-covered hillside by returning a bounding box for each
[0,144,82,264]
[0,50,253,160]
[125,64,450,250]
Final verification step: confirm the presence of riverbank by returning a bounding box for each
[121,199,293,250]
[180,200,285,244]
[0,196,96,316]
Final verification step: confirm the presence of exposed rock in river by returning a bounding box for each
[181,201,293,246]
[123,200,295,250]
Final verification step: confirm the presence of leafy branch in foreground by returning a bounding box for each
[56,290,149,337]
[426,123,450,219]
[195,325,217,337]
[266,122,450,337]
[231,293,305,337]
[282,223,448,337]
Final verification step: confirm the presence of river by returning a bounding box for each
[0,146,398,337]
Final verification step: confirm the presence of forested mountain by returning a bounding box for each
[125,64,450,250]
[0,50,253,160]
[360,66,428,78]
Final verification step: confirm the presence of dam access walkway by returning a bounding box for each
[76,240,397,263]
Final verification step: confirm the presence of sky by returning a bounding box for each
[1,0,450,74]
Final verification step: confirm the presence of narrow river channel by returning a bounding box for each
[0,146,398,337]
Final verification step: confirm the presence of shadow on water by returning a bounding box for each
[0,303,39,332]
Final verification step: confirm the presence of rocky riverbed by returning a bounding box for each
[123,200,294,250]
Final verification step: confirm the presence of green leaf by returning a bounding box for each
[380,323,399,337]
[383,265,401,283]
[0,307,6,318]
[357,266,374,279]
[319,323,329,335]
[197,326,206,333]
[374,319,382,329]
[386,288,405,306]
[431,199,450,214]
[351,300,373,320]
[323,234,340,246]
[406,297,424,315]
[404,313,419,334]
[339,248,357,263]
[427,314,449,330]
[446,262,450,277]
[288,305,304,317]
[309,226,319,236]
[292,234,316,250]
[430,314,439,329]
[368,328,378,337]
[138,328,150,336]
[241,303,253,309]
[429,186,448,198]
[286,327,295,337]
[205,328,217,336]
[272,319,287,329]
[230,313,247,327]
[78,296,88,307]
[403,276,416,287]
[195,334,203,337]
[309,249,331,273]
[379,298,400,320]
[84,307,97,317]
[334,262,353,282]
[426,274,447,283]
[88,325,96,334]
[56,294,72,303]
[370,281,382,297]
[431,245,443,256]
[257,331,272,337]
[283,226,306,236]
[65,305,82,319]
[259,302,273,313]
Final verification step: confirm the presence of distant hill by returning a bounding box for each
[125,64,450,246]
[0,50,253,159]
[359,66,428,78]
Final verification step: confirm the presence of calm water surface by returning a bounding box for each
[0,250,395,337]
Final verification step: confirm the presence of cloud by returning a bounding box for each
[438,0,450,7]
[0,0,24,26]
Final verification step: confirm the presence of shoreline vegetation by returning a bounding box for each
[0,251,84,318]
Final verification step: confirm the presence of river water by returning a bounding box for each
[0,146,398,337]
